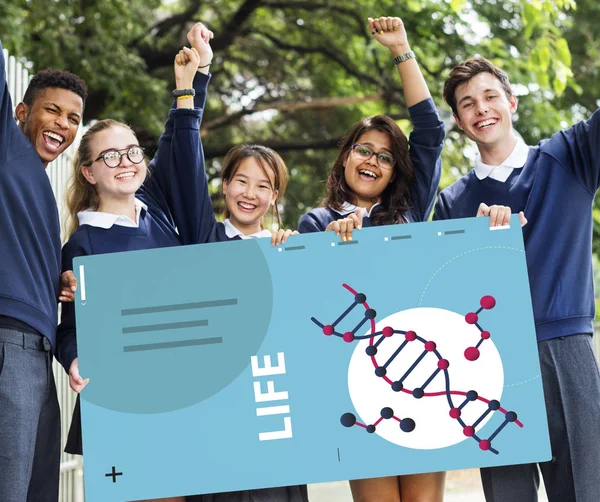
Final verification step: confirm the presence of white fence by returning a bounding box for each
[3,46,84,502]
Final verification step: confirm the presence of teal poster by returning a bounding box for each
[74,215,550,501]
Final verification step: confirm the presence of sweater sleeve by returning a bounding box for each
[406,98,445,221]
[432,189,450,221]
[298,210,327,233]
[142,72,215,244]
[551,108,600,194]
[55,233,90,374]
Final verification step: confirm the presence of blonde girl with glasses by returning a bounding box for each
[298,15,446,502]
[55,24,214,502]
[299,16,444,245]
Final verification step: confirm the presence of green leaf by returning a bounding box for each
[555,38,572,67]
[552,75,566,95]
[535,69,550,89]
[539,45,552,71]
[449,0,467,13]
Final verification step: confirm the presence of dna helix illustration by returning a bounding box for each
[311,284,523,454]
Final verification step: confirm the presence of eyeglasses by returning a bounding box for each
[93,146,145,168]
[350,143,395,169]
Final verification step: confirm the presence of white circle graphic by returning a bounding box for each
[347,307,504,449]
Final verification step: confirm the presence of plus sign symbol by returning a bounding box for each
[105,466,123,483]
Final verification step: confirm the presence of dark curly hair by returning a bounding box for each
[23,69,88,107]
[322,115,415,226]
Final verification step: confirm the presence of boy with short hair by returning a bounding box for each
[434,55,600,502]
[0,40,87,501]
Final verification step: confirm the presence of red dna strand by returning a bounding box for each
[311,284,524,454]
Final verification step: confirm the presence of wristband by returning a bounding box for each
[172,88,196,98]
[393,51,416,65]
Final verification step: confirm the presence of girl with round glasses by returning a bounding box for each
[299,16,444,247]
[298,16,446,502]
[92,145,146,168]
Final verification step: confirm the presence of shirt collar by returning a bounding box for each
[77,198,148,229]
[474,137,530,181]
[331,201,381,218]
[223,219,272,240]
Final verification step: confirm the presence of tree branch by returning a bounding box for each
[135,0,261,71]
[255,31,380,87]
[204,137,342,159]
[151,0,202,39]
[202,94,382,133]
[211,0,264,52]
[263,1,367,36]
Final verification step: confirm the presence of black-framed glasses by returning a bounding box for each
[351,143,395,169]
[93,146,145,168]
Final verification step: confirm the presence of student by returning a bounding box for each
[184,143,308,502]
[298,16,443,243]
[0,38,86,501]
[434,55,600,502]
[55,42,210,502]
[299,16,445,502]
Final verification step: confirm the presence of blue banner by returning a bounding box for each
[74,215,550,501]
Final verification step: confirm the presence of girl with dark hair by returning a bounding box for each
[298,15,446,502]
[299,16,444,245]
[203,142,296,244]
[178,144,306,502]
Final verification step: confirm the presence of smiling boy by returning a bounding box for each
[434,56,600,502]
[0,40,87,501]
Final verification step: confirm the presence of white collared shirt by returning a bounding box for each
[223,219,272,240]
[474,138,530,182]
[331,201,381,218]
[77,198,148,229]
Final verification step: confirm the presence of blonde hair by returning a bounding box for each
[221,144,289,228]
[64,119,138,238]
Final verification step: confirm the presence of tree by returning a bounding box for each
[0,0,581,228]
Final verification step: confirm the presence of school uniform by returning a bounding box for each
[434,113,600,502]
[0,39,61,502]
[56,72,210,453]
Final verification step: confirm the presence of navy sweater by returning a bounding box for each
[0,40,62,343]
[56,73,213,372]
[434,109,600,342]
[298,97,444,232]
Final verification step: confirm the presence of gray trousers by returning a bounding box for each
[0,328,61,502]
[481,334,600,502]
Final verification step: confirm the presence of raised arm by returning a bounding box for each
[555,108,600,193]
[167,43,218,244]
[142,23,218,244]
[0,40,22,166]
[369,17,430,106]
[370,17,444,221]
